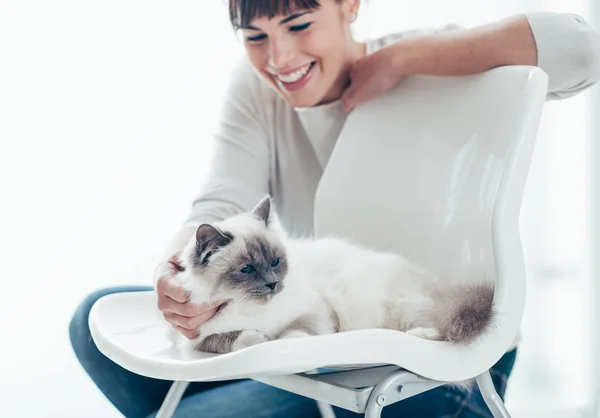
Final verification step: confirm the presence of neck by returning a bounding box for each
[318,41,366,105]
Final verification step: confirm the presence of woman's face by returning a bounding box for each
[239,0,363,108]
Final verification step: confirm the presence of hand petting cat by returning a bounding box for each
[154,253,229,340]
[167,196,495,355]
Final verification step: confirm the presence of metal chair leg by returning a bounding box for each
[316,400,337,418]
[156,381,189,418]
[364,400,384,418]
[363,368,410,418]
[475,370,511,418]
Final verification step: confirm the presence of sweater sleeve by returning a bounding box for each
[525,12,600,100]
[377,12,600,101]
[182,58,272,227]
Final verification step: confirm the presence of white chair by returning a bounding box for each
[89,65,549,418]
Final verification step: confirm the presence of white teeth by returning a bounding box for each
[276,63,312,83]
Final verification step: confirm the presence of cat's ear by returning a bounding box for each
[194,224,232,266]
[251,195,272,226]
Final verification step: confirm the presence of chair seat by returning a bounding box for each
[89,290,503,383]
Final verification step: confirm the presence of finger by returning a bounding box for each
[167,252,185,272]
[165,312,195,329]
[158,295,190,316]
[180,298,229,317]
[161,280,189,303]
[174,324,199,340]
[165,309,218,330]
[179,301,222,319]
[341,85,356,112]
[342,91,357,113]
[158,295,204,317]
[349,64,360,79]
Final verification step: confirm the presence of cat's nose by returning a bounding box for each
[265,281,277,291]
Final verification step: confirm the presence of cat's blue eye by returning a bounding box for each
[271,258,280,267]
[240,265,255,274]
[290,22,312,32]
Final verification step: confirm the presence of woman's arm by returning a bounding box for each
[156,58,273,277]
[182,59,272,228]
[342,12,600,111]
[396,13,600,98]
[392,15,539,76]
[153,58,274,337]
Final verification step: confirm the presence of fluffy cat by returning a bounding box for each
[173,195,495,354]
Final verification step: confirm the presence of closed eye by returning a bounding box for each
[245,22,312,43]
[246,33,267,43]
[289,22,312,32]
[240,264,256,274]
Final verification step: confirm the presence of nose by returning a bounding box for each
[268,38,294,71]
[265,281,278,291]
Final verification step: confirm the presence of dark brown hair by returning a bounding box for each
[228,0,332,30]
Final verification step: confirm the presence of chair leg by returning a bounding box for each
[364,401,384,418]
[316,400,337,418]
[156,381,189,418]
[475,371,511,418]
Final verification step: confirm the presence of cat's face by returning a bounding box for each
[182,196,289,303]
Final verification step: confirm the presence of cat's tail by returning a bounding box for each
[433,282,496,344]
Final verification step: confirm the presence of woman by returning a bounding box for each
[70,1,600,417]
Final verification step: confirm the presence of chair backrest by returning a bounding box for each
[314,66,548,355]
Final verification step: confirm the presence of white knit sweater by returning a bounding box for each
[183,12,600,235]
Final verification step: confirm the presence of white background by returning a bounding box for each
[0,0,597,417]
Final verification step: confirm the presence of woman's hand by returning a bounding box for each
[341,45,406,113]
[341,15,542,113]
[154,253,225,339]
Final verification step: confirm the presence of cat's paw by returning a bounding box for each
[406,327,441,340]
[231,330,269,351]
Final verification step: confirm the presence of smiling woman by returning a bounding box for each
[68,0,600,417]
[230,0,364,108]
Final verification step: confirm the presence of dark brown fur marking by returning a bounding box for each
[435,283,495,344]
[192,224,233,267]
[196,331,242,354]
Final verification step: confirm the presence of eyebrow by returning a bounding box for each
[243,12,311,30]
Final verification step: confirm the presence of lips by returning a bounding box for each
[276,62,314,83]
[273,61,317,92]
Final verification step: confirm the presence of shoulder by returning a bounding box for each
[225,55,280,108]
[365,24,463,53]
[217,55,283,130]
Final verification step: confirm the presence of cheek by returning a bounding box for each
[245,46,279,87]
[245,46,267,72]
[303,32,344,73]
[300,32,328,60]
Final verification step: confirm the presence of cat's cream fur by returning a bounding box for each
[173,196,495,354]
